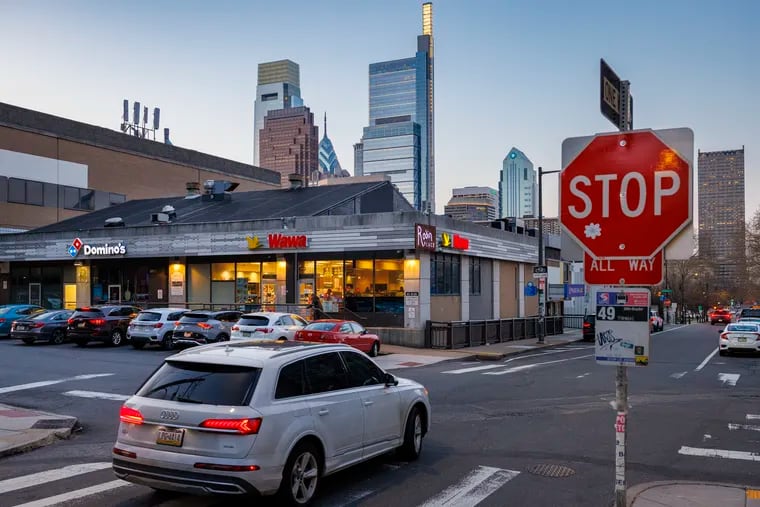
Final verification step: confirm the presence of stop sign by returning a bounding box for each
[560,128,693,259]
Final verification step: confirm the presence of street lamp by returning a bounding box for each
[537,166,560,344]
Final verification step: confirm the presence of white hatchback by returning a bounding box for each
[112,341,431,506]
[230,312,308,341]
[719,322,760,356]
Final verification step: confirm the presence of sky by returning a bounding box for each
[2,0,758,218]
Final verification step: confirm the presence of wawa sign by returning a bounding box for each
[247,233,309,250]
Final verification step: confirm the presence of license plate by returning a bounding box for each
[16,325,27,331]
[184,332,192,337]
[242,331,250,337]
[738,337,747,342]
[156,428,184,447]
[78,323,86,328]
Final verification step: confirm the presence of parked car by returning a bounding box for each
[67,305,141,347]
[11,309,74,345]
[112,341,430,505]
[710,309,732,325]
[171,310,242,348]
[127,308,189,350]
[649,310,663,332]
[294,319,381,357]
[719,322,760,356]
[230,312,309,342]
[0,304,45,338]
[582,315,595,341]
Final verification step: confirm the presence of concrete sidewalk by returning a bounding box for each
[0,404,78,457]
[628,481,760,507]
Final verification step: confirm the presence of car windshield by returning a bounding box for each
[135,312,161,322]
[0,307,14,315]
[304,322,338,331]
[137,361,261,406]
[238,316,271,326]
[179,314,210,323]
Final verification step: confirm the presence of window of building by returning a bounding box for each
[261,93,278,101]
[261,262,277,305]
[110,193,126,206]
[346,259,374,296]
[469,257,481,296]
[235,262,261,305]
[43,183,57,207]
[431,253,460,295]
[211,263,235,281]
[374,259,404,296]
[26,181,43,206]
[0,176,7,202]
[8,178,25,204]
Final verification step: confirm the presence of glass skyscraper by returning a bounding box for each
[499,147,536,219]
[318,113,343,177]
[253,60,303,166]
[355,3,434,212]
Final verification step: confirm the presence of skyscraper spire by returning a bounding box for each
[324,112,327,136]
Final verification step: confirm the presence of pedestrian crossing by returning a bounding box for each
[0,461,522,507]
[678,413,760,464]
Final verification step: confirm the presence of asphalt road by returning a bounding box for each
[0,322,758,506]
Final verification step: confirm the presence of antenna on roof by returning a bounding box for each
[118,100,168,143]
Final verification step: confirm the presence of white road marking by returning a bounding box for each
[678,446,760,462]
[63,390,130,401]
[718,373,740,386]
[670,371,688,379]
[441,347,589,375]
[576,372,591,378]
[484,354,593,376]
[11,479,130,507]
[0,374,113,395]
[507,345,537,349]
[0,462,112,494]
[728,423,760,432]
[703,434,712,441]
[655,324,688,334]
[747,414,760,421]
[417,466,519,507]
[694,348,719,371]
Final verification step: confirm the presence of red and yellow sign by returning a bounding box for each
[246,234,308,250]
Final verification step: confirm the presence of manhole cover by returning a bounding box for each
[527,464,576,478]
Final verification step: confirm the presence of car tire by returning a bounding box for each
[131,341,146,350]
[398,406,424,461]
[278,442,321,506]
[74,338,88,347]
[369,341,379,357]
[51,329,65,345]
[160,333,173,351]
[217,333,229,342]
[22,337,34,345]
[719,350,727,356]
[110,329,124,347]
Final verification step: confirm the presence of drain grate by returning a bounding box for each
[32,419,74,429]
[527,464,576,478]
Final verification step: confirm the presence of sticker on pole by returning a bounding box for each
[595,288,651,367]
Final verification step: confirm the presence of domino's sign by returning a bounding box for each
[68,237,127,257]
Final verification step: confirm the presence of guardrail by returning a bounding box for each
[563,314,585,329]
[426,316,564,349]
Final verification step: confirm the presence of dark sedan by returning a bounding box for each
[12,310,74,345]
[582,314,595,341]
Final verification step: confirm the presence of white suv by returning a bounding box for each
[230,312,308,341]
[127,308,189,350]
[112,341,431,505]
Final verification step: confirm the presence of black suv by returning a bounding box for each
[67,306,141,347]
[582,314,596,341]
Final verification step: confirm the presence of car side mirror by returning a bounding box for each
[384,373,398,387]
[361,329,368,335]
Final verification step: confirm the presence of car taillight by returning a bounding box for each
[119,406,144,425]
[90,318,106,326]
[68,318,74,325]
[199,417,262,435]
[153,323,164,329]
[583,322,591,329]
[720,333,729,340]
[194,463,260,472]
[231,325,240,331]
[31,323,45,328]
[256,327,273,334]
[197,322,212,330]
[174,321,181,327]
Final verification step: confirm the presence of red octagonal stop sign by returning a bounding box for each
[560,128,693,259]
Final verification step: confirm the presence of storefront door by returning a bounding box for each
[64,284,77,310]
[28,283,41,306]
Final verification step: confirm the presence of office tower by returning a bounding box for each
[499,147,536,218]
[697,147,746,293]
[318,113,344,178]
[444,186,499,222]
[355,2,434,212]
[523,217,562,236]
[259,106,318,187]
[253,60,303,166]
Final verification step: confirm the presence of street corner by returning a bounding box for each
[0,404,78,458]
[472,351,507,361]
[627,480,754,507]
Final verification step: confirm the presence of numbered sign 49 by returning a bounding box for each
[595,289,651,367]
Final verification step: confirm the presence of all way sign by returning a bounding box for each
[584,251,663,286]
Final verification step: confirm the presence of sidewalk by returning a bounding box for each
[628,481,760,507]
[0,404,78,457]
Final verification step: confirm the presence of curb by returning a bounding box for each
[626,480,758,507]
[0,417,78,458]
[462,336,586,362]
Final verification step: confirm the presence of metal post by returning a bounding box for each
[615,363,628,507]
[537,166,545,343]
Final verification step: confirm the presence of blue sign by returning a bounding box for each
[524,282,538,297]
[565,284,586,298]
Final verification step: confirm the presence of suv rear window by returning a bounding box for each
[238,316,271,326]
[71,309,106,318]
[179,313,210,323]
[137,361,260,406]
[740,309,760,319]
[135,312,161,322]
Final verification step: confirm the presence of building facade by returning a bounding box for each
[355,3,434,213]
[499,147,536,219]
[0,102,281,232]
[253,60,303,166]
[444,186,498,222]
[523,217,562,236]
[259,106,319,187]
[697,148,746,293]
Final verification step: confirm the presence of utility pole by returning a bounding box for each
[537,166,560,344]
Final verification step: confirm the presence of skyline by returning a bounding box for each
[2,0,758,219]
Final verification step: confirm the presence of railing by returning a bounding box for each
[426,316,564,349]
[563,314,585,329]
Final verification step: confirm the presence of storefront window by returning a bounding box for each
[316,260,344,311]
[261,262,277,306]
[236,262,261,304]
[374,259,404,296]
[298,261,315,305]
[211,263,235,281]
[344,259,374,313]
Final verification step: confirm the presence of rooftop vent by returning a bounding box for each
[161,205,177,220]
[151,212,170,224]
[201,180,239,202]
[288,173,306,190]
[104,217,125,228]
[185,181,201,198]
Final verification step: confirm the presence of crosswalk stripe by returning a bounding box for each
[728,423,760,432]
[417,466,519,507]
[63,390,130,401]
[747,414,760,420]
[678,446,760,461]
[0,462,112,494]
[670,371,688,379]
[718,373,740,386]
[0,374,113,395]
[484,354,593,375]
[11,479,130,507]
[441,348,590,375]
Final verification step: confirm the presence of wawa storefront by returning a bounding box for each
[0,212,540,331]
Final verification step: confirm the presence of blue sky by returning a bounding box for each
[2,0,758,218]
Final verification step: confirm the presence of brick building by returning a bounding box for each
[259,106,319,187]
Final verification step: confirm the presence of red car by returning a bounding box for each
[294,319,381,357]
